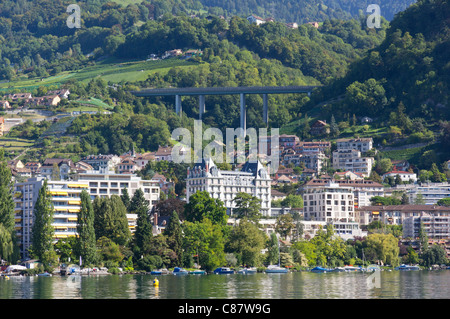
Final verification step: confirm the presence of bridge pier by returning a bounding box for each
[263,93,268,126]
[240,93,246,134]
[175,95,182,117]
[199,94,205,120]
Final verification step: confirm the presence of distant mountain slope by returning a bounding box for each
[195,0,416,21]
[308,0,449,119]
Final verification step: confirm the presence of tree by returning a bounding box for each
[184,191,228,226]
[51,163,60,181]
[437,198,450,207]
[130,189,152,257]
[226,218,267,267]
[280,194,303,209]
[275,214,295,240]
[329,115,339,137]
[32,180,55,268]
[233,192,262,222]
[365,233,400,266]
[266,233,280,266]
[93,195,131,246]
[182,218,226,271]
[421,244,448,267]
[76,190,97,266]
[0,149,18,262]
[164,211,184,266]
[120,188,131,211]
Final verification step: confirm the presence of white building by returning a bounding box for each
[332,149,374,177]
[302,180,355,223]
[76,171,160,208]
[186,158,272,216]
[80,155,121,172]
[336,138,373,153]
[247,14,266,25]
[382,170,417,183]
[302,178,385,208]
[406,183,450,205]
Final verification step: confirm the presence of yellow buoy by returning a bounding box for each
[153,278,159,286]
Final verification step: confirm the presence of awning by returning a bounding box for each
[68,184,88,188]
[372,211,379,215]
[68,201,81,205]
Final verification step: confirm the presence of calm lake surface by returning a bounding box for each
[1,270,450,299]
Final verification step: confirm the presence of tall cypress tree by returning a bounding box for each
[0,149,18,262]
[165,211,183,266]
[131,189,152,256]
[77,190,97,266]
[32,179,55,263]
[94,195,131,246]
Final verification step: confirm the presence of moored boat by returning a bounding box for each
[311,267,333,273]
[265,265,289,273]
[238,267,257,274]
[395,264,420,271]
[189,270,206,275]
[213,267,234,274]
[173,267,189,275]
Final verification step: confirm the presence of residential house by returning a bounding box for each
[382,170,417,183]
[271,189,287,201]
[360,116,373,124]
[310,120,329,136]
[285,22,298,29]
[154,145,173,162]
[117,158,138,174]
[24,162,41,174]
[247,14,266,25]
[295,141,331,154]
[4,92,32,101]
[0,101,10,109]
[306,22,319,28]
[279,134,300,148]
[39,158,75,180]
[80,154,121,172]
[8,159,25,170]
[47,89,70,99]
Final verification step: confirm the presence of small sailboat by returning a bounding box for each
[265,234,289,274]
[265,265,288,273]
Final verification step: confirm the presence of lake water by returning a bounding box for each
[2,270,450,300]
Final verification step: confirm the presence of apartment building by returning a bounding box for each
[382,170,417,183]
[403,213,450,240]
[186,158,272,216]
[80,154,121,172]
[336,138,373,153]
[302,180,355,223]
[356,205,450,227]
[302,178,384,208]
[13,178,87,259]
[405,183,450,205]
[332,149,374,177]
[76,171,160,208]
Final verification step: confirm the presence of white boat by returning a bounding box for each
[173,267,189,275]
[265,265,289,273]
[395,264,420,271]
[237,267,257,274]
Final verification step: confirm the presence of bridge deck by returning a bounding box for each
[131,85,318,96]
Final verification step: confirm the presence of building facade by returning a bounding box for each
[186,158,272,216]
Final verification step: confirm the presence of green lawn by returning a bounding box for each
[0,58,198,92]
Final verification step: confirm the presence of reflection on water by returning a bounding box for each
[2,271,450,299]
